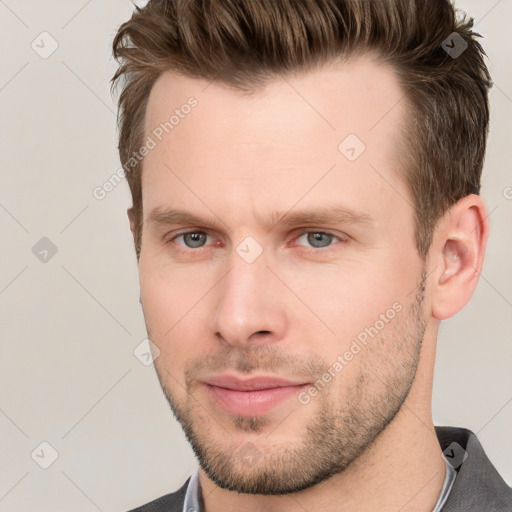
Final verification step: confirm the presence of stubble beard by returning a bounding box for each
[151,275,427,495]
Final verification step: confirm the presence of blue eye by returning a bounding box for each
[169,230,345,252]
[173,231,209,248]
[296,232,340,249]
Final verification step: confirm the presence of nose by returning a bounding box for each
[209,255,289,348]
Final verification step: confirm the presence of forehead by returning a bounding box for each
[145,54,405,141]
[142,55,410,223]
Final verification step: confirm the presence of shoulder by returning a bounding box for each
[436,426,512,511]
[126,477,190,512]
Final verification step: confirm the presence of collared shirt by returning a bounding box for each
[433,455,457,512]
[182,455,457,512]
[182,469,202,512]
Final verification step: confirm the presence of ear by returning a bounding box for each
[127,207,136,234]
[429,194,490,320]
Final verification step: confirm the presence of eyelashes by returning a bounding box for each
[168,229,348,252]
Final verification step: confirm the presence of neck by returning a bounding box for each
[199,329,445,512]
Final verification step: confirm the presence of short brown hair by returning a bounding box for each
[111,0,492,260]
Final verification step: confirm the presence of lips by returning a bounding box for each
[204,374,307,391]
[203,374,310,416]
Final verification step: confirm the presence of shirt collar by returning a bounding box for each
[182,457,457,512]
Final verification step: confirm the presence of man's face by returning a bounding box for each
[138,55,428,494]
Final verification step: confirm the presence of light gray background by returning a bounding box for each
[0,1,510,511]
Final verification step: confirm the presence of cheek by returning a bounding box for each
[139,262,212,368]
[282,260,405,345]
[140,256,213,326]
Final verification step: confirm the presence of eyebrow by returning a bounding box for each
[146,208,227,230]
[146,206,374,231]
[268,207,374,229]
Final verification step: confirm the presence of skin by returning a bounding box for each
[129,53,489,512]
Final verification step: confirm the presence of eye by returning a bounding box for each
[295,231,344,249]
[172,231,210,249]
[168,230,346,252]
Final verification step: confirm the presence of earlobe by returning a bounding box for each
[127,207,135,234]
[431,195,489,320]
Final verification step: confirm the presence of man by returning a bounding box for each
[111,0,512,511]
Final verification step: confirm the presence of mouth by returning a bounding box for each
[202,374,310,416]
